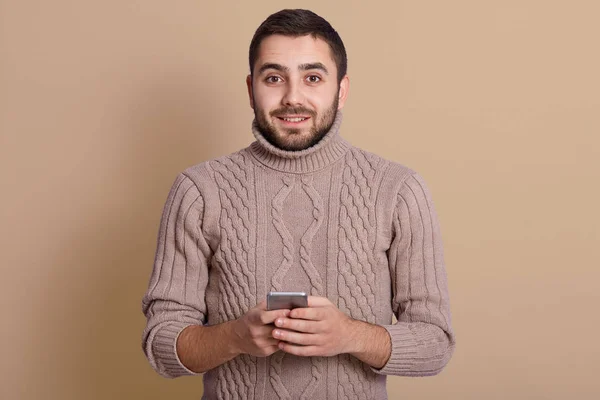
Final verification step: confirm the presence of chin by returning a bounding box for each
[287,138,322,151]
[276,140,309,151]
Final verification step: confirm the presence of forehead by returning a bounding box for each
[255,34,336,72]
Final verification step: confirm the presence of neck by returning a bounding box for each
[248,111,350,174]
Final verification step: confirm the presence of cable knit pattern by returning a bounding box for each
[298,175,325,400]
[299,175,325,296]
[211,152,258,399]
[269,175,326,400]
[270,176,295,292]
[337,149,381,322]
[212,152,255,314]
[336,149,385,399]
[141,112,456,399]
[269,176,295,400]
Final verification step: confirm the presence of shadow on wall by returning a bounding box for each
[43,76,223,399]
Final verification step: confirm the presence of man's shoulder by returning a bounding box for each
[180,147,252,183]
[347,145,416,179]
[182,148,246,172]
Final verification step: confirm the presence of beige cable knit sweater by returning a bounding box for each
[141,113,455,399]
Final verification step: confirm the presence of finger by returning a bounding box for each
[307,296,332,307]
[272,329,318,346]
[289,307,323,321]
[255,326,281,341]
[253,335,280,347]
[274,317,321,333]
[255,300,267,310]
[259,309,290,325]
[278,342,320,357]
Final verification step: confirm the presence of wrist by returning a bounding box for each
[344,318,367,355]
[224,319,244,358]
[346,320,392,369]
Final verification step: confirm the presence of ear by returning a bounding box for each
[337,75,350,109]
[246,74,254,109]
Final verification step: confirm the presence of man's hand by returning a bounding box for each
[231,300,290,357]
[271,296,355,357]
[272,296,391,368]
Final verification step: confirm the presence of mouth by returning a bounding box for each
[276,115,311,125]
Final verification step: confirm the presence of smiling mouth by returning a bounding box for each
[277,116,310,123]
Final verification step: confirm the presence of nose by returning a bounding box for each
[281,80,304,106]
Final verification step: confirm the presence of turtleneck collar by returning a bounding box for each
[248,111,350,174]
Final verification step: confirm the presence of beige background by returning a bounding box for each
[1,0,599,399]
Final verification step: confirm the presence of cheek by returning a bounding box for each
[309,91,336,112]
[253,86,283,110]
[315,84,338,102]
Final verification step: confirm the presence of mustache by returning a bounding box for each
[270,107,316,117]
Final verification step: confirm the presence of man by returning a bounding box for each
[142,9,455,400]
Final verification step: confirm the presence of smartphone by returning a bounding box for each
[267,291,308,310]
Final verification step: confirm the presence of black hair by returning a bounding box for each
[249,9,347,83]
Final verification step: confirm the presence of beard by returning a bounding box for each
[253,93,339,152]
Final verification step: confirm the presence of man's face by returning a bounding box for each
[247,34,349,151]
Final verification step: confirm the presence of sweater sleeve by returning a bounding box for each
[141,173,211,378]
[375,172,456,376]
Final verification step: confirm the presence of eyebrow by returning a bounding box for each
[299,62,329,74]
[258,62,329,75]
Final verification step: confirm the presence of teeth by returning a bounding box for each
[283,117,306,122]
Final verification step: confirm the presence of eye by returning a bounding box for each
[306,75,321,83]
[266,76,282,84]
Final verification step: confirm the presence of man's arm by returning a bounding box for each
[141,174,211,378]
[376,172,456,376]
[176,322,239,374]
[176,303,289,373]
